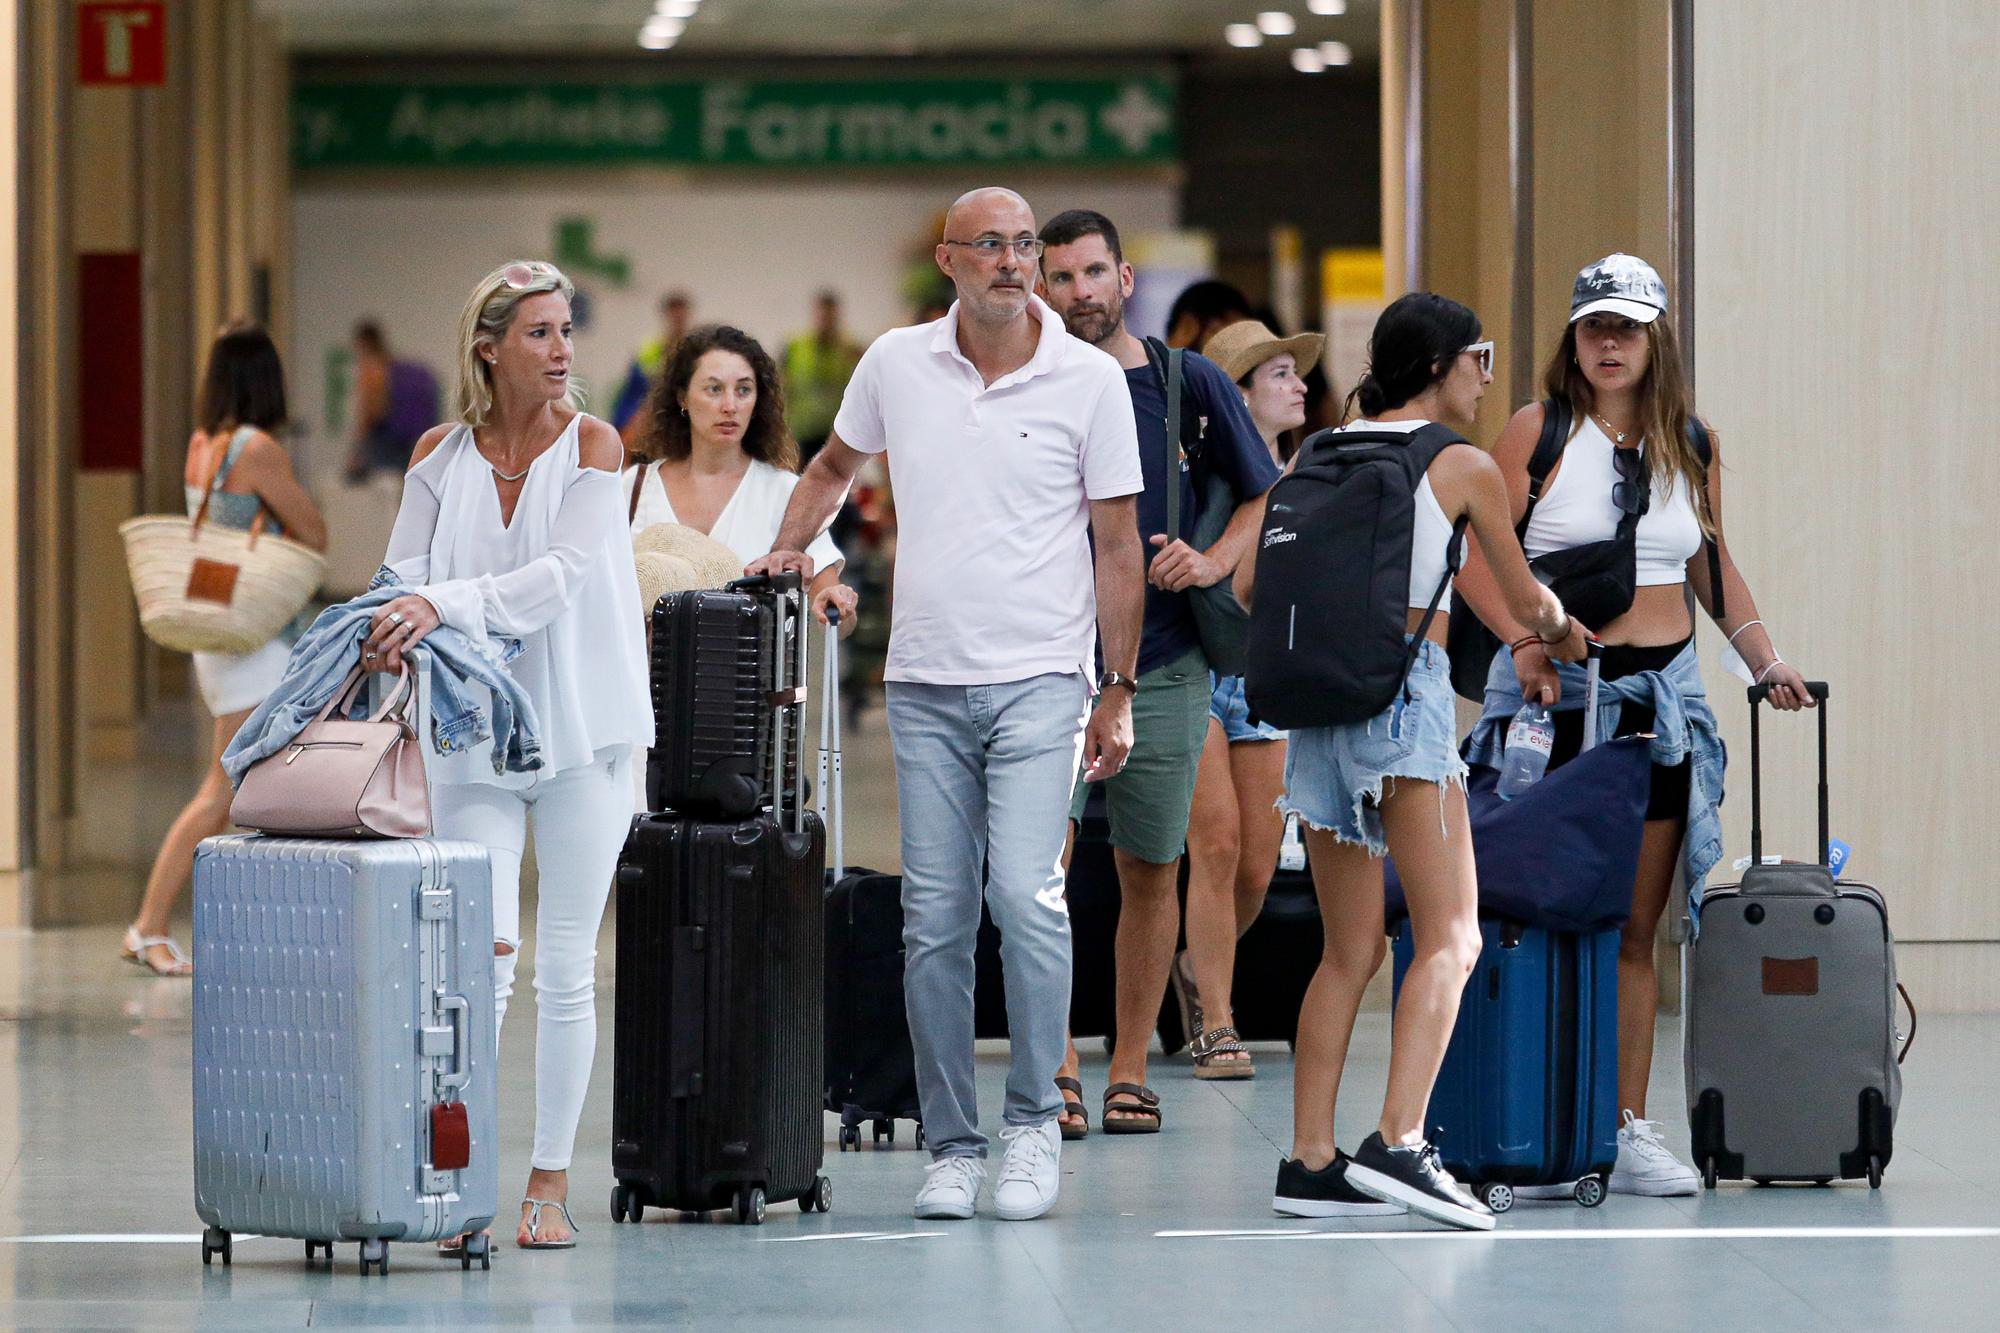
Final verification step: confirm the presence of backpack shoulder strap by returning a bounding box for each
[1143,337,1187,542]
[1685,414,1725,616]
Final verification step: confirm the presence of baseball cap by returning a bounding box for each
[1569,253,1667,324]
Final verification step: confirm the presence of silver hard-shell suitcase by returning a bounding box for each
[193,835,499,1273]
[1683,681,1914,1188]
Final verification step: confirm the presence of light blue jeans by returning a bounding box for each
[886,672,1090,1159]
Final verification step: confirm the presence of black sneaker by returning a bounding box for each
[1272,1154,1408,1218]
[1344,1132,1496,1231]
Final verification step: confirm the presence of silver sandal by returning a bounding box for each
[519,1197,579,1250]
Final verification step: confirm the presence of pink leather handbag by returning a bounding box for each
[230,662,431,839]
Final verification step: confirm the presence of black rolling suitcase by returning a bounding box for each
[646,576,800,817]
[818,608,927,1151]
[612,574,831,1224]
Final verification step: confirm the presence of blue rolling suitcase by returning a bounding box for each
[1392,918,1620,1212]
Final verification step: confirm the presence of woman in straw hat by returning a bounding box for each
[1172,318,1324,1078]
[126,323,327,978]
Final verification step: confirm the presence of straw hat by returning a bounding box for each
[632,522,746,612]
[1203,320,1325,385]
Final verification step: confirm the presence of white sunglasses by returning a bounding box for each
[1461,341,1495,375]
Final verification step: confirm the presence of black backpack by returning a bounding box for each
[1444,399,1721,700]
[1243,423,1470,729]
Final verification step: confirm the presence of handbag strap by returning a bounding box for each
[627,459,653,527]
[190,425,271,547]
[313,660,416,728]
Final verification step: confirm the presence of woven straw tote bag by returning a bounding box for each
[120,439,326,655]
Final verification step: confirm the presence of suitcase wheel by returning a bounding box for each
[1701,1158,1718,1190]
[733,1186,767,1225]
[1479,1182,1514,1214]
[1868,1156,1883,1189]
[1573,1176,1606,1208]
[201,1226,232,1267]
[800,1174,833,1213]
[303,1239,333,1269]
[612,1182,646,1224]
[914,1123,925,1151]
[462,1232,492,1271]
[839,1124,859,1152]
[872,1118,894,1145]
[359,1237,389,1276]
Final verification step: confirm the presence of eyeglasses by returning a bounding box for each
[1460,340,1495,375]
[944,236,1045,261]
[1610,443,1650,516]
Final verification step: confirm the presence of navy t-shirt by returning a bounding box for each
[1121,350,1281,675]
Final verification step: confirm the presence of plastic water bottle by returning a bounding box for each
[1497,703,1555,800]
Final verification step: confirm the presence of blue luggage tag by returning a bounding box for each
[1828,839,1852,878]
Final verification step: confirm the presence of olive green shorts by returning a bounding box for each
[1068,647,1211,865]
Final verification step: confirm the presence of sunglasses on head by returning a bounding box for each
[501,262,546,290]
[1611,444,1649,516]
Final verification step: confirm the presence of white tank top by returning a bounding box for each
[1339,419,1459,608]
[1522,415,1701,586]
[389,413,652,787]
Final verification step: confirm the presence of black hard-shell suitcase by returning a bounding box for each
[612,574,831,1223]
[817,609,926,1151]
[646,578,799,817]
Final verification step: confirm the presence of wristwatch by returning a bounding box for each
[1098,671,1137,695]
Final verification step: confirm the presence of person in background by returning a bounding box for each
[1454,253,1811,1199]
[345,321,441,480]
[1165,279,1253,354]
[612,290,694,446]
[372,260,651,1251]
[1174,318,1325,1080]
[1036,208,1279,1132]
[751,187,1143,1224]
[782,290,865,470]
[127,323,328,977]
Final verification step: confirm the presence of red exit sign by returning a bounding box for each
[78,3,166,87]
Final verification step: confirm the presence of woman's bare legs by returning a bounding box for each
[129,708,252,974]
[1288,825,1388,1169]
[1615,819,1685,1117]
[1186,727,1287,1069]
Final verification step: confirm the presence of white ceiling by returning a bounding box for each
[261,0,1381,66]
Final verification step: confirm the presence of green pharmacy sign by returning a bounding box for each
[294,79,1177,170]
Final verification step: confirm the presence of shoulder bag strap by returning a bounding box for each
[1687,416,1725,617]
[192,426,271,546]
[1163,345,1184,544]
[627,459,651,527]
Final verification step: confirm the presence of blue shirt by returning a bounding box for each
[1122,350,1281,674]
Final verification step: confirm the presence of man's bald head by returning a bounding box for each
[943,187,1034,240]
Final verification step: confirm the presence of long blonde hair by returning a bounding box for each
[453,260,586,427]
[1540,315,1714,536]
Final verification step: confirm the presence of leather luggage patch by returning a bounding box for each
[1762,955,1820,996]
[431,1102,471,1170]
[185,557,240,605]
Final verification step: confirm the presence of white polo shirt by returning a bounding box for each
[834,294,1142,686]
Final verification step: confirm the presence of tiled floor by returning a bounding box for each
[6,919,1997,1330]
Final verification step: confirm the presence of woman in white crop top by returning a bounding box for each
[624,324,853,629]
[371,261,651,1252]
[1238,294,1585,1229]
[1455,253,1812,1198]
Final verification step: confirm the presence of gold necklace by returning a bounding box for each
[1593,412,1632,446]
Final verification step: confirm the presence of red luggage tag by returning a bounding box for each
[432,1102,471,1170]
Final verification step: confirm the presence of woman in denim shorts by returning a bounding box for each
[1238,294,1588,1231]
[1176,320,1323,1079]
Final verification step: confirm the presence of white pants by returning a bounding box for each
[433,745,634,1172]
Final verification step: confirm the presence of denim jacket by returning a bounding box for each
[1464,641,1726,912]
[221,573,543,786]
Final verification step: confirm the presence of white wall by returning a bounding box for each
[289,172,1178,478]
[1695,0,2000,1009]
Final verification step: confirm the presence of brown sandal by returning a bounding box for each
[1190,1025,1255,1081]
[1055,1076,1089,1141]
[1101,1083,1162,1134]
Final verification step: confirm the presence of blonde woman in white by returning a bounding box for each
[367,261,651,1251]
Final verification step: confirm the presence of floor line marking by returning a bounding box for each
[756,1230,943,1243]
[1156,1226,2000,1242]
[0,1233,260,1245]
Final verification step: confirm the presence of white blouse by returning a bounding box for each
[625,457,844,575]
[385,412,652,788]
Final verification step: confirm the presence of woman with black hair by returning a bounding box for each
[1238,293,1586,1230]
[125,323,327,977]
[1454,254,1810,1198]
[627,324,854,629]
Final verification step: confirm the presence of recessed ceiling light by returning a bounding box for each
[643,16,685,38]
[1307,0,1347,15]
[639,31,677,49]
[1291,47,1326,73]
[1224,23,1262,47]
[1257,12,1297,36]
[658,0,700,16]
[1319,40,1353,65]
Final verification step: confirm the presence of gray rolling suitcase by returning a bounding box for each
[193,835,499,1274]
[1684,681,1914,1189]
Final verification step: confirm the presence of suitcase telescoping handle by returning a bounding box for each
[1746,679,1831,866]
[817,608,844,879]
[766,576,809,834]
[1581,638,1604,751]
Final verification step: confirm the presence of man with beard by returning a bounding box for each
[753,188,1144,1222]
[1036,209,1279,1137]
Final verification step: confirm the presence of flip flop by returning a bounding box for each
[1055,1076,1089,1141]
[519,1198,578,1250]
[1101,1083,1162,1135]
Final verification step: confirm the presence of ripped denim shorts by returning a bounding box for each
[1279,639,1467,859]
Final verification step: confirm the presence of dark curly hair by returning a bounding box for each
[638,324,798,471]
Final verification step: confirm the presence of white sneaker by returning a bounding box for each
[914,1154,986,1220]
[993,1120,1062,1221]
[1609,1110,1699,1196]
